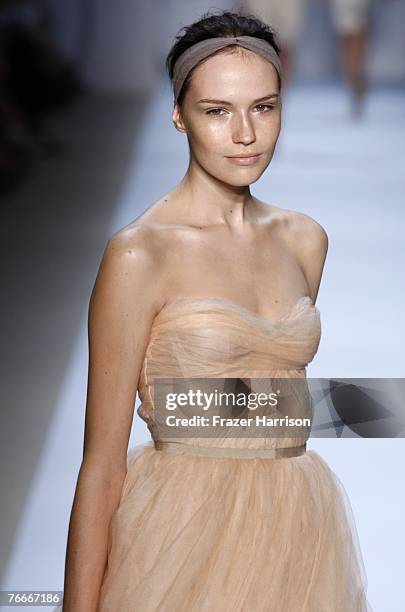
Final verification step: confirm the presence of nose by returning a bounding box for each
[232,111,256,145]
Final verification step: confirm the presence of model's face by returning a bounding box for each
[172,49,282,187]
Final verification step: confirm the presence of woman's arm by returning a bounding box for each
[62,229,164,612]
[288,212,329,304]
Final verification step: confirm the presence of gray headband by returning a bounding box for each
[172,35,282,103]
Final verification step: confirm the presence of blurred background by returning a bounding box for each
[1,0,404,610]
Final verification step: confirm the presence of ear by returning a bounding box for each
[172,103,187,133]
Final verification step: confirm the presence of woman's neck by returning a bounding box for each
[172,168,256,229]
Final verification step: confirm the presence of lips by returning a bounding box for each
[226,153,262,166]
[227,154,260,158]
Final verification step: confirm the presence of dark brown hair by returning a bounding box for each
[166,9,282,106]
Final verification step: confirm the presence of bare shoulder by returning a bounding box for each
[106,223,165,267]
[90,223,169,317]
[256,199,328,253]
[286,209,328,257]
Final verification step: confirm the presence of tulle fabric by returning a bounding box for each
[97,297,373,611]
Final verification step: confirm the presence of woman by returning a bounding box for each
[62,10,372,612]
[330,0,372,116]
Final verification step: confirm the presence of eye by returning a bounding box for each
[205,108,226,116]
[255,104,275,112]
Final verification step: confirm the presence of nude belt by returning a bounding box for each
[154,440,307,459]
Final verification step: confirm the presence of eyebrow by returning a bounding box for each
[197,93,280,105]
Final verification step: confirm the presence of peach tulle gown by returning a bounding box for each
[96,296,373,612]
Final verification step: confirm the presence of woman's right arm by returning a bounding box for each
[62,229,164,612]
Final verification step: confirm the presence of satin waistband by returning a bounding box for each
[154,440,307,459]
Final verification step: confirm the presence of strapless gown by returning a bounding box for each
[97,296,373,612]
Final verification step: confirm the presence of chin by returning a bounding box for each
[210,166,264,187]
[224,168,268,187]
[229,176,262,187]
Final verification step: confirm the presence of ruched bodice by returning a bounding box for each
[136,295,321,449]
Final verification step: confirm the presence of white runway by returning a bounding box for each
[2,81,404,611]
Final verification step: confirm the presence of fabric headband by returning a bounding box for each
[172,35,282,103]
